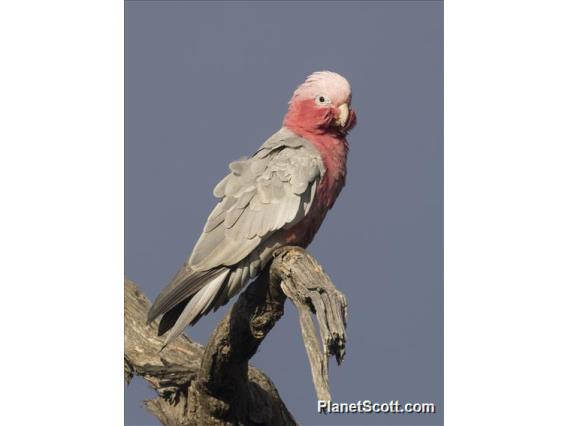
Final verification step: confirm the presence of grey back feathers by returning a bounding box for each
[147,127,325,346]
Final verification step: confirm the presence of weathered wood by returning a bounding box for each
[124,246,348,425]
[124,277,295,426]
[271,247,347,402]
[187,266,292,425]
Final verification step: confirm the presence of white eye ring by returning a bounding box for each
[315,95,331,106]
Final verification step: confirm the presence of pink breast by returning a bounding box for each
[284,141,347,247]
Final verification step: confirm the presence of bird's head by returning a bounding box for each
[283,71,357,137]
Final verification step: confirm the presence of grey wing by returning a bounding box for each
[188,128,325,271]
[147,129,324,344]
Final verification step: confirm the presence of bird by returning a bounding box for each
[147,71,357,347]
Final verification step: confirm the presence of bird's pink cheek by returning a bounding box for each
[306,105,333,126]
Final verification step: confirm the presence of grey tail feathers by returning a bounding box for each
[159,268,230,348]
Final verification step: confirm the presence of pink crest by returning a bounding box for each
[290,71,352,106]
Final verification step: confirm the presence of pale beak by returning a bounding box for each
[336,103,350,127]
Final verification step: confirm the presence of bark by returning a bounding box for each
[124,246,347,425]
[273,248,347,402]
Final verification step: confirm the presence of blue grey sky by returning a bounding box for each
[125,1,443,425]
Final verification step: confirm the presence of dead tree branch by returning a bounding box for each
[271,247,347,402]
[124,246,347,425]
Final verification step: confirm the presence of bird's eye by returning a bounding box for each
[315,95,331,106]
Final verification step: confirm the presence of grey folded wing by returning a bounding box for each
[189,128,325,271]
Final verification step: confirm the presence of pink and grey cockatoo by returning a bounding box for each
[148,71,357,346]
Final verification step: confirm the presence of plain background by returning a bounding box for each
[2,1,568,426]
[125,1,443,425]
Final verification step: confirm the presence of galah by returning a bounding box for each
[148,71,357,347]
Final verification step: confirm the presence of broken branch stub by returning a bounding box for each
[271,247,348,402]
